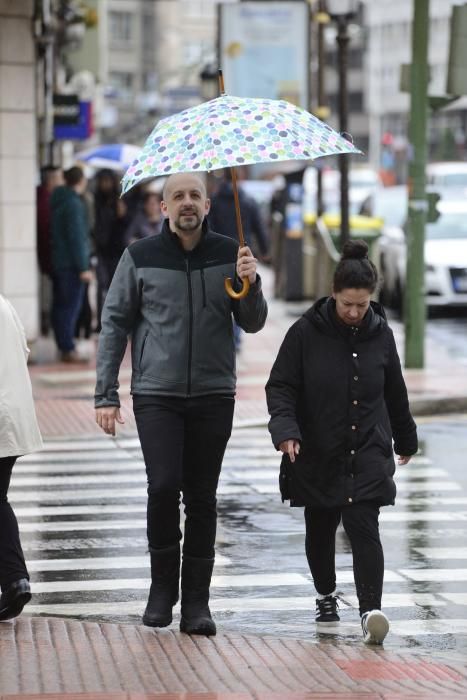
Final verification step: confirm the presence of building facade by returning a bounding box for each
[0,0,39,338]
[363,0,466,172]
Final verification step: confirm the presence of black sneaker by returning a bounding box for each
[361,609,389,644]
[315,594,340,624]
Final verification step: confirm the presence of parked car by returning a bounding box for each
[426,161,467,189]
[360,188,467,310]
[359,186,407,307]
[303,164,381,217]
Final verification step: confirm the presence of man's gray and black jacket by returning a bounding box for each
[95,219,267,407]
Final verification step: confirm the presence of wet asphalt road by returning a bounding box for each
[9,413,467,657]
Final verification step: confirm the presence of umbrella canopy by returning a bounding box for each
[75,143,141,172]
[121,95,361,194]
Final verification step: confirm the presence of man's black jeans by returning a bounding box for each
[0,456,29,591]
[133,394,235,559]
[304,501,384,616]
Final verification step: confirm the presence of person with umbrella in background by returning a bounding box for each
[94,172,267,636]
[266,239,418,645]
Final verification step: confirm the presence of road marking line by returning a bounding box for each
[19,519,147,531]
[398,568,467,582]
[10,484,249,502]
[27,553,231,572]
[439,593,467,605]
[381,511,467,522]
[341,593,445,607]
[412,547,467,559]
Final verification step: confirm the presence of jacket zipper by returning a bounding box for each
[139,330,149,368]
[200,268,207,308]
[185,257,193,395]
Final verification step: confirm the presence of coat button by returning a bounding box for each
[350,449,355,455]
[353,400,358,405]
[350,473,354,478]
[353,353,358,358]
[348,497,353,503]
[351,425,356,430]
[353,376,358,381]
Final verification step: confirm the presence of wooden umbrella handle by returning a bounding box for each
[218,69,250,300]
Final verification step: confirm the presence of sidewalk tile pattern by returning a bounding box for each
[1,618,467,698]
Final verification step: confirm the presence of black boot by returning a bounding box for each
[142,544,180,628]
[0,579,31,621]
[180,556,216,636]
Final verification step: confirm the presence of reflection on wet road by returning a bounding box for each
[10,416,467,654]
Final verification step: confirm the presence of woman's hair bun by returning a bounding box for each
[341,239,369,260]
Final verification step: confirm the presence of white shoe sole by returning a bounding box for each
[363,610,389,645]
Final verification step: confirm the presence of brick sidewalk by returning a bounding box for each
[1,617,466,699]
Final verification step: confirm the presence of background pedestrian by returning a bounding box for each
[0,294,43,621]
[266,239,418,645]
[36,165,64,334]
[50,166,92,362]
[124,191,163,245]
[93,169,129,331]
[95,172,267,637]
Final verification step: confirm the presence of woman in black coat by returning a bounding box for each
[266,240,418,645]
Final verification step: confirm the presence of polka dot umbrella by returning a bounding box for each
[121,72,361,298]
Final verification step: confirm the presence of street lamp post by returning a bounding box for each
[327,0,359,248]
[199,63,219,101]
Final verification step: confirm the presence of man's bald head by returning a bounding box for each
[160,172,210,247]
[162,172,206,201]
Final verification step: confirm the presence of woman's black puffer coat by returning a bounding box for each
[266,297,418,508]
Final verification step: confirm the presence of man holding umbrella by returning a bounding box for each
[94,172,267,636]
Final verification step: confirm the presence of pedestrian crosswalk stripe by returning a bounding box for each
[439,593,467,605]
[341,593,446,607]
[395,497,467,506]
[15,505,147,517]
[9,484,247,502]
[228,468,449,480]
[413,547,467,559]
[23,592,467,611]
[399,568,467,582]
[21,536,149,551]
[19,519,147,531]
[381,511,467,522]
[12,474,148,486]
[250,482,462,495]
[29,573,309,591]
[31,439,120,452]
[13,462,145,475]
[313,619,467,637]
[18,451,137,463]
[27,553,231,572]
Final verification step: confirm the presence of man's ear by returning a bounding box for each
[204,198,211,215]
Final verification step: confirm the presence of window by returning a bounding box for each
[108,71,134,101]
[109,11,133,43]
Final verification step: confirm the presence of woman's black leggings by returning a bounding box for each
[0,456,29,591]
[304,501,384,616]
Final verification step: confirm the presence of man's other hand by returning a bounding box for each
[95,406,125,436]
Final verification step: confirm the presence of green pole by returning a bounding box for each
[405,0,430,368]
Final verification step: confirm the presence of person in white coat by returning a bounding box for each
[0,294,43,620]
